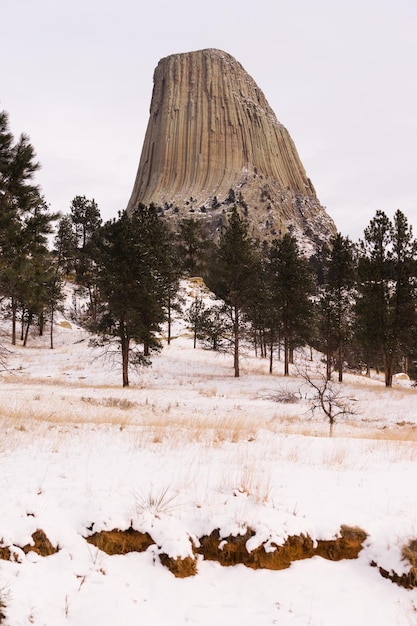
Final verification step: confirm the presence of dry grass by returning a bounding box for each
[134,486,180,518]
[0,402,129,426]
[402,539,417,585]
[81,396,137,411]
[321,444,349,467]
[198,386,218,398]
[233,465,272,504]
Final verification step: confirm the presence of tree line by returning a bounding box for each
[1,109,417,387]
[202,206,417,387]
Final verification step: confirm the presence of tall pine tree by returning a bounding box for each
[355,210,417,386]
[92,205,178,386]
[205,207,259,377]
[317,233,356,381]
[0,110,59,344]
[267,233,314,375]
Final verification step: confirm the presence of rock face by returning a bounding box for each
[126,48,336,251]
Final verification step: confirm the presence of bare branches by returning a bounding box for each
[296,359,356,436]
[259,384,302,404]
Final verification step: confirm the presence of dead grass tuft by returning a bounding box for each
[198,387,217,398]
[81,396,137,411]
[402,539,417,586]
[134,486,179,518]
[233,465,272,504]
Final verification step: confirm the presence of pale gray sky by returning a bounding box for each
[2,0,416,241]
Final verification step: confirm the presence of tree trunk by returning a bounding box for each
[23,313,33,347]
[11,297,17,346]
[253,329,258,358]
[269,332,274,374]
[21,309,25,341]
[326,350,332,381]
[143,335,150,357]
[284,334,289,376]
[338,341,343,383]
[50,306,54,349]
[167,296,172,346]
[121,335,130,387]
[233,305,239,378]
[384,352,394,387]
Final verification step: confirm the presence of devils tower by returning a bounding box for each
[126,48,336,250]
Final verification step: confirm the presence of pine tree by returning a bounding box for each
[267,233,314,376]
[317,233,356,381]
[68,196,102,323]
[54,214,77,276]
[178,217,209,276]
[246,253,279,370]
[70,195,101,251]
[0,110,51,344]
[92,206,178,386]
[355,210,417,386]
[186,297,209,349]
[205,207,259,377]
[17,194,60,345]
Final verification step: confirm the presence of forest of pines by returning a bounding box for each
[1,109,417,387]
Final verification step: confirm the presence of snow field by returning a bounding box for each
[0,305,416,624]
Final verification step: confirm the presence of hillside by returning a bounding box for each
[0,284,416,624]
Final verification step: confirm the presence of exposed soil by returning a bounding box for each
[22,530,59,557]
[196,525,367,571]
[85,524,367,577]
[2,525,415,589]
[159,553,198,578]
[0,529,58,562]
[86,527,154,555]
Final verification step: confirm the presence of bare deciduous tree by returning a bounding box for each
[296,359,356,436]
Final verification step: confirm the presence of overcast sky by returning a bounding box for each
[2,0,416,241]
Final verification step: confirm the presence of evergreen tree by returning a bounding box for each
[178,217,209,276]
[205,207,259,377]
[186,297,209,349]
[355,210,417,386]
[14,194,60,345]
[317,233,356,381]
[68,196,102,323]
[0,110,56,344]
[92,206,177,386]
[267,233,314,376]
[54,214,77,276]
[246,253,279,370]
[70,195,101,250]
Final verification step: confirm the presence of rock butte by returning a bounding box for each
[126,48,337,251]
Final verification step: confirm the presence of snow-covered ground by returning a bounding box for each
[0,286,417,624]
